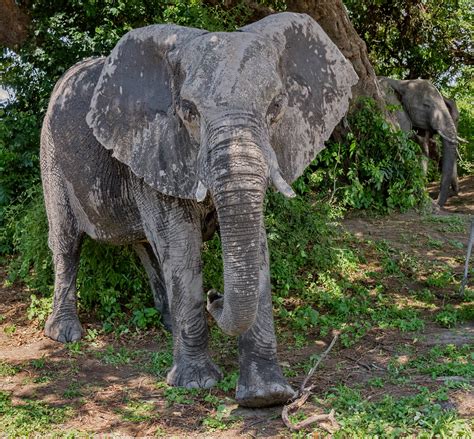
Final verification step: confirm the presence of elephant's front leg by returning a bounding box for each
[236,224,295,407]
[140,195,222,388]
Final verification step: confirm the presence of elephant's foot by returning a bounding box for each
[167,357,222,389]
[44,312,83,343]
[237,357,295,407]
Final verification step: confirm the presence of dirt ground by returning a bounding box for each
[1,177,473,437]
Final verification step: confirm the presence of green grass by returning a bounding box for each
[0,391,72,436]
[95,345,136,366]
[0,361,19,377]
[147,350,173,377]
[156,383,201,406]
[402,344,474,379]
[315,384,473,438]
[118,399,159,423]
[63,381,83,399]
[216,371,239,392]
[202,404,240,431]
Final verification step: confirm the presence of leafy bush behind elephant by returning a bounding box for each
[306,97,426,212]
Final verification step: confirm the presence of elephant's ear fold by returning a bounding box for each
[242,13,358,183]
[86,25,207,199]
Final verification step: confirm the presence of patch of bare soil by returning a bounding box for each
[1,176,473,437]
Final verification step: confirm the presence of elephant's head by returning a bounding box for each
[86,12,358,335]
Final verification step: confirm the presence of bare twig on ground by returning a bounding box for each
[282,334,340,432]
[343,354,371,371]
[299,334,339,394]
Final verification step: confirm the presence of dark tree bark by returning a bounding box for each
[0,0,30,49]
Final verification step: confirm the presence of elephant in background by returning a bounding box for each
[40,13,357,407]
[378,77,460,207]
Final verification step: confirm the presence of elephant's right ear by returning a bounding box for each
[86,24,207,199]
[242,13,358,183]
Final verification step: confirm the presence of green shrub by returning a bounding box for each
[310,98,428,213]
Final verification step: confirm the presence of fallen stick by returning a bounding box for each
[282,334,340,432]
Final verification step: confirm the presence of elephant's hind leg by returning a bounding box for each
[133,242,172,332]
[44,233,84,343]
[43,184,84,343]
[236,223,295,407]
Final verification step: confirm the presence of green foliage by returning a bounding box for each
[159,384,200,406]
[0,391,71,436]
[118,399,159,423]
[202,404,239,431]
[147,350,173,378]
[0,108,40,223]
[0,362,19,377]
[323,384,473,438]
[63,381,83,399]
[311,98,427,213]
[1,185,52,283]
[96,345,135,366]
[345,0,473,85]
[403,344,474,379]
[216,371,239,392]
[435,305,462,328]
[445,66,474,175]
[27,294,52,326]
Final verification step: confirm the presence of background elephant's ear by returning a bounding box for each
[86,24,207,199]
[242,12,358,183]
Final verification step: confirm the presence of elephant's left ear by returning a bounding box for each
[86,24,207,199]
[242,12,358,183]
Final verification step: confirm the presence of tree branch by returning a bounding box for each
[0,0,31,50]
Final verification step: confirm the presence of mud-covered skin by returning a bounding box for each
[41,13,357,407]
[378,77,460,207]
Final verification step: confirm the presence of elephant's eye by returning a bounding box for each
[267,93,287,124]
[181,99,200,122]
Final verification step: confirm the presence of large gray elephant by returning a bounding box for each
[378,77,459,207]
[40,12,357,407]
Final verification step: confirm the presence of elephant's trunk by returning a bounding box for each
[437,138,458,207]
[205,120,268,336]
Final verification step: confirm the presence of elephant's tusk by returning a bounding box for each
[272,170,296,198]
[195,180,208,202]
[438,132,458,144]
[457,136,468,144]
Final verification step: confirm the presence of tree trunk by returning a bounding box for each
[0,0,30,49]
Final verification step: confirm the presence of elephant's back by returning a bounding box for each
[40,57,106,173]
[40,58,144,244]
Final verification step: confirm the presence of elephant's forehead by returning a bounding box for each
[180,32,282,108]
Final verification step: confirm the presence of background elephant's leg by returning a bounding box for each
[133,242,172,332]
[419,131,430,177]
[451,161,459,194]
[44,227,84,343]
[137,194,222,388]
[236,223,295,407]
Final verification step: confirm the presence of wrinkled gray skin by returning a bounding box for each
[378,77,459,207]
[41,13,357,407]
